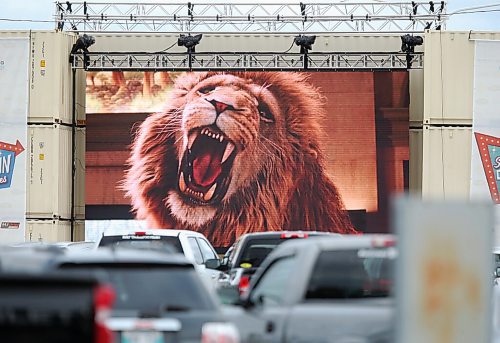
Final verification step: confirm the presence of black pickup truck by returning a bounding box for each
[0,272,112,343]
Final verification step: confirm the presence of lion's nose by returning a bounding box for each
[208,99,231,115]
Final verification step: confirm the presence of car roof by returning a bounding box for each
[271,234,396,256]
[101,228,207,238]
[0,246,193,273]
[57,248,193,266]
[238,231,341,241]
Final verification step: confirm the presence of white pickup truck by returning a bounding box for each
[97,229,224,287]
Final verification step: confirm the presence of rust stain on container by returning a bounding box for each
[419,236,482,343]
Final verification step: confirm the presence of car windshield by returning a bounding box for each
[238,238,283,268]
[59,265,215,312]
[99,235,183,254]
[305,247,396,299]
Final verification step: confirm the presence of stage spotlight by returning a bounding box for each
[429,1,435,12]
[178,34,202,53]
[69,34,95,64]
[424,22,432,30]
[400,34,423,53]
[401,34,423,69]
[294,35,316,53]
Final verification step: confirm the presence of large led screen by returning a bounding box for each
[86,71,409,247]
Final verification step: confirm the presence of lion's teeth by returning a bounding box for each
[222,142,235,163]
[204,183,217,201]
[179,172,187,192]
[219,136,224,142]
[188,132,198,149]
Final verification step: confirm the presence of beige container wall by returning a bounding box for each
[0,31,30,39]
[409,69,424,127]
[91,33,410,53]
[25,219,85,242]
[409,129,423,195]
[27,124,85,220]
[423,31,500,125]
[75,127,86,220]
[421,126,472,199]
[29,31,86,124]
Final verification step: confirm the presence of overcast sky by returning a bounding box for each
[1,0,499,31]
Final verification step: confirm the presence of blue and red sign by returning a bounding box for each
[0,140,24,189]
[475,132,500,204]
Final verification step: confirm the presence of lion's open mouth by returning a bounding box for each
[178,126,236,205]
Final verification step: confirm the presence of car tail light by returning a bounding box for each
[238,275,250,295]
[281,232,308,239]
[202,322,240,343]
[134,231,146,236]
[94,284,115,343]
[371,236,396,248]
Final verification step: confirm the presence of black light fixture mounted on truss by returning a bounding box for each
[178,34,203,70]
[401,34,423,69]
[178,34,203,54]
[294,35,316,69]
[69,34,95,66]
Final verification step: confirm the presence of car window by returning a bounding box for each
[305,247,396,299]
[197,238,217,262]
[249,255,295,306]
[99,235,183,254]
[188,237,204,265]
[237,238,284,268]
[59,265,216,312]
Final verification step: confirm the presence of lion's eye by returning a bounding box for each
[258,103,274,123]
[197,85,215,95]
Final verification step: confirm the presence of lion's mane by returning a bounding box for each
[124,72,356,246]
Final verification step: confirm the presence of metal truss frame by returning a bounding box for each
[56,2,447,33]
[70,51,424,71]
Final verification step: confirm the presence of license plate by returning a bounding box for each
[122,331,165,343]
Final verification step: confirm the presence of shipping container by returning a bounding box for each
[25,219,85,243]
[409,69,424,126]
[409,128,423,196]
[421,126,472,199]
[26,124,85,220]
[423,31,500,125]
[28,31,86,125]
[91,33,412,54]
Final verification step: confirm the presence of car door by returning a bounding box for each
[196,237,223,282]
[241,255,296,343]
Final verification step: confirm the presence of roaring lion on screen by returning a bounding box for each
[124,72,356,246]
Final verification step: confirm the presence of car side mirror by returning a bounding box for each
[496,267,500,278]
[218,261,230,272]
[205,258,221,270]
[234,294,255,309]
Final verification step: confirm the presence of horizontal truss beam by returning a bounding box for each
[70,52,424,71]
[56,2,447,33]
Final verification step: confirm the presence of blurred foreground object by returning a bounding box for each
[394,197,493,343]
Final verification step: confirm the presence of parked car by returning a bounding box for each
[9,241,97,251]
[97,229,224,287]
[224,234,396,343]
[0,246,239,343]
[0,271,112,343]
[494,247,500,280]
[218,231,340,294]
